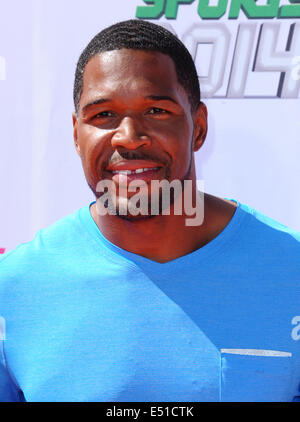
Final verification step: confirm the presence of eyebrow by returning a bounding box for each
[81,98,110,114]
[81,94,180,114]
[145,95,179,105]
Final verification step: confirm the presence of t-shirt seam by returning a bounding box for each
[78,204,251,268]
[78,213,139,271]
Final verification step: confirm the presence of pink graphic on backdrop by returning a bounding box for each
[0,248,5,254]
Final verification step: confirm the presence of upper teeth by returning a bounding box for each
[111,168,158,175]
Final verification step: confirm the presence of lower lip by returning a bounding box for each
[110,168,163,185]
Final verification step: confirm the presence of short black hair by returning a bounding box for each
[73,19,200,114]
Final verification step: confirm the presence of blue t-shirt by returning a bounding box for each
[0,200,300,402]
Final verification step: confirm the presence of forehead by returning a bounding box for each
[80,49,188,107]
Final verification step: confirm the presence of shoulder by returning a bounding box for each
[239,201,300,242]
[209,194,300,263]
[0,206,90,275]
[235,201,300,268]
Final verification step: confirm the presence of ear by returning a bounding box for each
[72,112,81,156]
[192,101,208,152]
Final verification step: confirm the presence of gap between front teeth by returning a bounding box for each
[112,168,159,175]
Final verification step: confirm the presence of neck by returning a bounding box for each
[90,191,237,263]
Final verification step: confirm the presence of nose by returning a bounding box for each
[111,116,151,150]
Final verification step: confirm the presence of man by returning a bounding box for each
[0,19,300,402]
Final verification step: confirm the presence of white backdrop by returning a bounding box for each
[0,0,299,252]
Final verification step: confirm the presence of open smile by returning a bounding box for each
[105,161,164,184]
[111,167,160,175]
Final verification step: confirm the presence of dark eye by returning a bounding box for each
[93,111,114,119]
[147,107,168,115]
